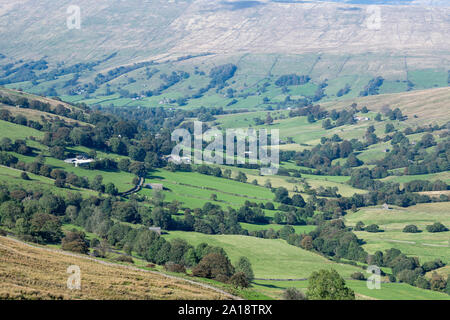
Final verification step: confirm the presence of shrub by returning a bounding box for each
[61,231,89,254]
[354,221,365,231]
[415,277,430,290]
[388,274,396,283]
[229,272,250,288]
[403,225,420,233]
[282,288,307,300]
[0,228,6,236]
[20,172,30,180]
[430,272,447,292]
[115,255,134,264]
[446,275,450,295]
[422,259,445,273]
[192,253,235,281]
[426,222,448,233]
[365,224,382,233]
[397,269,419,286]
[164,262,186,273]
[307,269,355,300]
[265,202,275,210]
[92,249,106,258]
[235,257,254,282]
[351,272,366,281]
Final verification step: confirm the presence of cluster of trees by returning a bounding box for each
[273,187,306,208]
[283,269,356,300]
[385,107,406,121]
[94,62,154,89]
[359,76,384,96]
[291,139,359,171]
[367,248,449,293]
[0,138,32,156]
[0,109,43,131]
[296,220,368,262]
[156,71,190,94]
[336,84,351,97]
[275,74,310,87]
[0,186,66,244]
[0,59,49,85]
[0,93,87,121]
[404,180,448,192]
[377,136,449,175]
[287,105,327,122]
[208,64,237,89]
[348,172,443,207]
[402,222,448,233]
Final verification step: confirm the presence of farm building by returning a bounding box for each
[354,116,370,122]
[144,183,164,190]
[149,227,162,235]
[64,155,94,167]
[164,154,191,164]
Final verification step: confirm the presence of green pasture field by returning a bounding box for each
[0,165,97,197]
[344,203,450,263]
[380,172,450,184]
[251,279,450,300]
[163,231,363,279]
[146,169,275,201]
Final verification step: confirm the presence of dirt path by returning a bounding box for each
[119,176,145,197]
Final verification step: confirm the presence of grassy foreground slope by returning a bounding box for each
[0,236,229,300]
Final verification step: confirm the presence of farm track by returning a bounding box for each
[2,236,243,300]
[120,177,145,197]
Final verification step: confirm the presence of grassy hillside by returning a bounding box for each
[162,231,450,300]
[1,1,449,108]
[0,236,229,300]
[344,203,450,263]
[252,279,450,300]
[321,87,450,124]
[163,231,362,279]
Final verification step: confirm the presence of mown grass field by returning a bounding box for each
[344,203,450,263]
[0,119,44,141]
[163,231,450,300]
[163,231,363,279]
[0,236,228,300]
